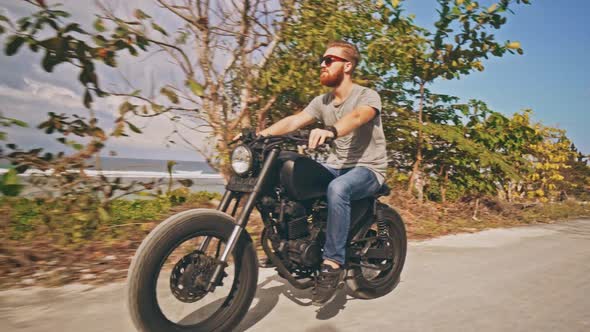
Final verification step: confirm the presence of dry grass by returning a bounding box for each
[1,195,588,289]
[382,190,589,240]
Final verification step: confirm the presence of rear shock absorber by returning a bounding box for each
[375,202,389,239]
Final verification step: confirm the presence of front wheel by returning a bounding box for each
[127,209,258,332]
[345,204,407,299]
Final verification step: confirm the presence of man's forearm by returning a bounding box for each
[259,115,298,136]
[333,106,376,137]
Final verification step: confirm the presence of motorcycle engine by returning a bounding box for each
[282,201,323,268]
[287,230,322,268]
[260,197,325,269]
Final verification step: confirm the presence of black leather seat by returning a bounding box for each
[374,183,391,198]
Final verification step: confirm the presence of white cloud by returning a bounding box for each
[0,78,82,108]
[0,1,229,161]
[0,75,209,161]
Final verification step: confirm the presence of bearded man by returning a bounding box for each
[258,40,388,306]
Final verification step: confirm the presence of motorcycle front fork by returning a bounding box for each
[203,148,280,291]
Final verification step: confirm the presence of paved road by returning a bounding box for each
[2,219,589,332]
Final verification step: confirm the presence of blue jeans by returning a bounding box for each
[322,165,382,265]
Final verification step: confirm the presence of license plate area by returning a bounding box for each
[227,175,258,192]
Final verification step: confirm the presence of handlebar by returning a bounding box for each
[234,129,333,153]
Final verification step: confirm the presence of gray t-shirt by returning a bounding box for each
[303,84,388,184]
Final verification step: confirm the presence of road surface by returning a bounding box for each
[1,219,589,331]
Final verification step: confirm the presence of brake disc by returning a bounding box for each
[169,251,216,303]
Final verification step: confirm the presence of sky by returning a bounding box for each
[0,0,588,163]
[404,0,590,154]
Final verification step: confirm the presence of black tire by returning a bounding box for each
[127,209,258,332]
[345,204,407,299]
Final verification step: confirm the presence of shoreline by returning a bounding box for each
[2,171,227,196]
[0,168,223,179]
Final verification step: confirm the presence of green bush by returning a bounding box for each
[425,178,463,203]
[2,194,103,243]
[6,197,42,236]
[167,188,221,206]
[110,197,172,223]
[1,190,220,245]
[187,191,221,204]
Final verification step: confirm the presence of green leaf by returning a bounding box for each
[119,101,134,115]
[160,87,179,104]
[41,52,55,72]
[151,22,168,36]
[114,39,128,50]
[127,45,138,56]
[84,89,92,108]
[11,119,28,127]
[73,212,90,222]
[134,9,151,20]
[63,23,85,34]
[93,18,105,32]
[186,78,205,97]
[135,34,149,50]
[97,207,111,222]
[38,37,61,50]
[92,35,107,46]
[104,52,117,67]
[50,10,71,18]
[126,121,142,134]
[178,179,194,187]
[5,36,25,56]
[167,160,177,175]
[46,18,59,30]
[2,168,19,185]
[79,67,92,85]
[1,183,24,196]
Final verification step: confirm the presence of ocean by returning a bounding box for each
[0,156,227,196]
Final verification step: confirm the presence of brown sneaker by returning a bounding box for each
[312,264,344,306]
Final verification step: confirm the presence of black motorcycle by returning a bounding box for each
[127,130,407,331]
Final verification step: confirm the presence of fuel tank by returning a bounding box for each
[278,151,334,201]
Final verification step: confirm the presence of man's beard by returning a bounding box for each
[320,67,344,87]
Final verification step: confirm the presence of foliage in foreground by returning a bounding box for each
[0,190,221,245]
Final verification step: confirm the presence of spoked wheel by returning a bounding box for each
[345,204,407,299]
[127,209,258,332]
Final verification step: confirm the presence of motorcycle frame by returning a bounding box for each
[205,148,280,291]
[204,142,389,292]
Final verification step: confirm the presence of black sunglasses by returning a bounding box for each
[319,55,350,66]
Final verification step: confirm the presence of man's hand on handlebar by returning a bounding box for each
[231,128,270,144]
[231,133,242,143]
[308,128,335,149]
[231,128,332,151]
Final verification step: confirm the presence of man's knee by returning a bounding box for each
[327,179,351,200]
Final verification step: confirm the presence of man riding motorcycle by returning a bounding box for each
[256,40,388,305]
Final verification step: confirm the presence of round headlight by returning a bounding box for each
[231,145,253,176]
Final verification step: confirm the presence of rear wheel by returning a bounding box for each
[345,204,406,299]
[127,209,258,331]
